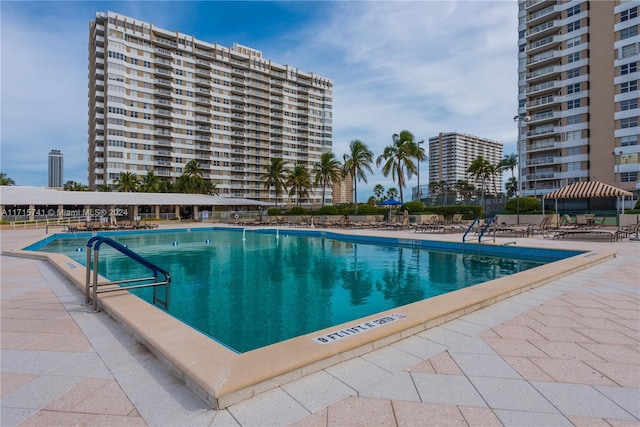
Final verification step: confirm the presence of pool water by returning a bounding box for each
[36,229,560,352]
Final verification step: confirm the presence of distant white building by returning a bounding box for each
[428,132,503,197]
[48,149,63,188]
[88,11,333,205]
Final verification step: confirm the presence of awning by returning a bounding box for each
[543,181,633,199]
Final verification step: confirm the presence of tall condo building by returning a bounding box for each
[517,0,639,207]
[48,149,64,188]
[428,132,504,198]
[88,12,333,204]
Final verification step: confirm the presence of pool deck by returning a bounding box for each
[1,224,638,426]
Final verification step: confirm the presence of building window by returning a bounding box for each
[566,130,581,140]
[567,52,581,63]
[621,135,639,146]
[621,99,638,111]
[567,20,581,32]
[621,43,638,59]
[567,115,581,125]
[567,99,581,109]
[620,117,638,128]
[567,146,581,156]
[621,7,638,22]
[567,83,581,94]
[621,80,638,93]
[621,62,637,75]
[566,36,581,49]
[567,162,581,172]
[567,4,581,17]
[567,67,581,79]
[621,172,638,182]
[620,26,638,40]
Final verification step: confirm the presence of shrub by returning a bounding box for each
[504,196,540,213]
[318,205,340,215]
[635,199,640,210]
[287,206,306,215]
[357,204,378,214]
[267,208,281,216]
[402,201,424,213]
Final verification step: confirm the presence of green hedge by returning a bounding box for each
[504,197,540,213]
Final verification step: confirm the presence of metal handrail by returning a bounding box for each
[462,218,479,242]
[85,236,171,311]
[478,217,496,243]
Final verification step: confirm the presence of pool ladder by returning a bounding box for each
[462,218,496,244]
[84,236,171,312]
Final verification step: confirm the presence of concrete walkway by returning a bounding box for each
[1,227,638,426]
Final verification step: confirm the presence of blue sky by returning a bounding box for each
[1,1,519,201]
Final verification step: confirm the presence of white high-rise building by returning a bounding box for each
[88,12,333,204]
[48,149,63,188]
[428,132,503,197]
[517,0,639,207]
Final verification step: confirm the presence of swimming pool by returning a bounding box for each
[31,228,580,353]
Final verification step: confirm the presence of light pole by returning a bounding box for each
[513,114,531,225]
[417,139,425,202]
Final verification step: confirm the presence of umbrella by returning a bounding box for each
[378,199,402,206]
[378,199,402,220]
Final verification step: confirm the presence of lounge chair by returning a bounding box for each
[616,222,640,240]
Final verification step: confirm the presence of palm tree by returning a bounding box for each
[373,184,385,201]
[261,157,288,207]
[313,151,342,207]
[113,172,139,192]
[467,156,492,208]
[505,177,518,198]
[0,172,15,186]
[454,179,475,203]
[376,130,422,203]
[184,160,203,177]
[286,164,311,207]
[386,187,399,200]
[487,163,500,196]
[158,180,173,193]
[499,153,518,197]
[140,170,160,193]
[342,139,374,207]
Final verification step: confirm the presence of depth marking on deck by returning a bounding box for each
[313,313,407,344]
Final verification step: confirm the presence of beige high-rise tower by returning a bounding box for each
[88,12,333,204]
[517,1,639,208]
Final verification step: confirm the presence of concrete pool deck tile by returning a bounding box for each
[586,361,640,388]
[579,342,640,364]
[1,373,83,411]
[499,356,556,382]
[359,372,421,402]
[492,409,572,427]
[323,396,396,427]
[482,337,549,358]
[467,376,558,413]
[360,344,423,373]
[438,318,490,337]
[0,373,38,397]
[324,357,394,391]
[531,382,637,420]
[411,350,464,376]
[411,373,486,407]
[529,358,618,386]
[458,405,503,426]
[280,370,356,413]
[391,400,469,426]
[595,385,640,420]
[387,334,447,359]
[447,336,497,355]
[226,387,309,427]
[449,353,522,379]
